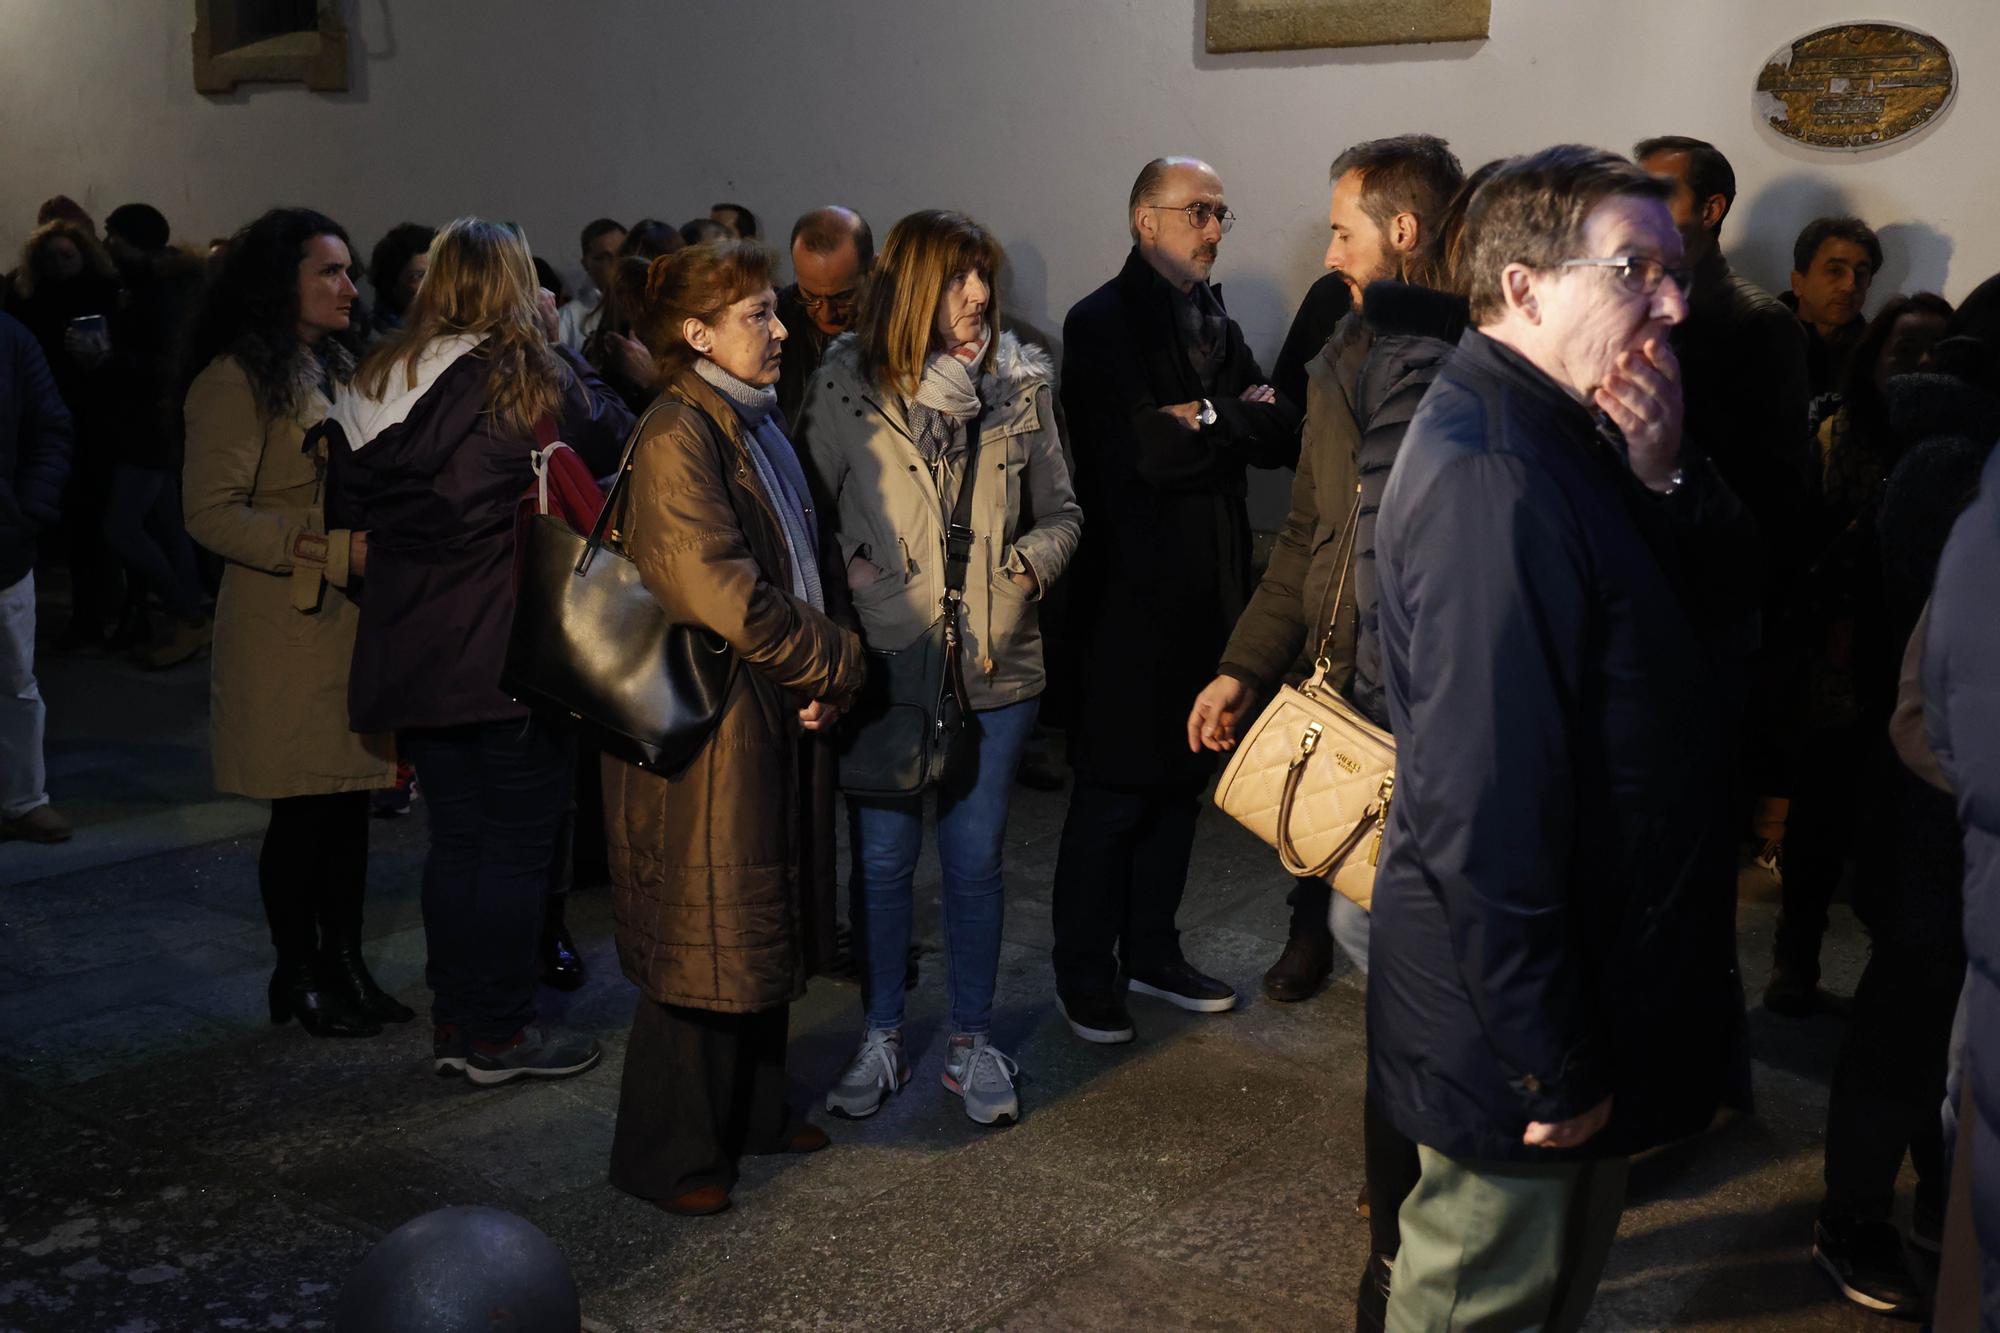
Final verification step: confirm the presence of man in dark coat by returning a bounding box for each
[774,207,872,431]
[1371,146,1754,1328]
[1198,133,1462,1005]
[0,311,75,843]
[1052,156,1300,1043]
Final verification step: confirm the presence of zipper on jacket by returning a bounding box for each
[980,536,996,676]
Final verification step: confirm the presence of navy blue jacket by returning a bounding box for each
[325,344,632,733]
[0,312,73,588]
[1924,442,2000,1267]
[1369,329,1753,1162]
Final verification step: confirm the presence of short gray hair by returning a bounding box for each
[1463,144,1672,325]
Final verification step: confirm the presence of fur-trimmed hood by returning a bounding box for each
[814,326,1052,401]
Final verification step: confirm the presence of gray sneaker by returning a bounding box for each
[942,1034,1020,1126]
[464,1023,601,1086]
[825,1029,909,1119]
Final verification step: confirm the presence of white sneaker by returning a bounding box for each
[825,1029,909,1119]
[942,1034,1020,1126]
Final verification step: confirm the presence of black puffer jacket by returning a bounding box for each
[1347,281,1467,727]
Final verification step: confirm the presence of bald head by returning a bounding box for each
[790,205,874,336]
[1130,157,1227,291]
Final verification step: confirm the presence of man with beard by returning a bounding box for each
[1053,156,1300,1044]
[1194,134,1462,1004]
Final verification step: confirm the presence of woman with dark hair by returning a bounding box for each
[802,210,1081,1127]
[605,240,863,1215]
[582,222,684,412]
[365,222,436,334]
[328,218,632,1084]
[181,207,400,1039]
[8,218,126,647]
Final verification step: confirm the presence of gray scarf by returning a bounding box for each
[694,359,825,611]
[907,332,987,466]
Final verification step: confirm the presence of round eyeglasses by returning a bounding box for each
[1142,202,1237,234]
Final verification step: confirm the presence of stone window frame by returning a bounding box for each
[192,0,349,94]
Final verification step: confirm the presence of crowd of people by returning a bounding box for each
[3,129,1998,1329]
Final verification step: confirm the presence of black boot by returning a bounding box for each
[1355,1251,1393,1333]
[324,936,415,1023]
[539,894,586,991]
[268,958,381,1038]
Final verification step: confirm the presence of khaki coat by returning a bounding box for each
[182,356,395,799]
[798,331,1081,711]
[604,369,865,1014]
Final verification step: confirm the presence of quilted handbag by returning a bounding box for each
[1212,493,1396,908]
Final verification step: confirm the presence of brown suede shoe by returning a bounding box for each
[657,1185,731,1217]
[1262,930,1334,1003]
[784,1123,831,1154]
[2,805,73,843]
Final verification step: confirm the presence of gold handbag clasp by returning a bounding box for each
[1290,721,1323,770]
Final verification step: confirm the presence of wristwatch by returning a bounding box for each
[1197,398,1217,428]
[1651,465,1686,497]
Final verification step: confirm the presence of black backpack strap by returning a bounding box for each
[942,417,983,597]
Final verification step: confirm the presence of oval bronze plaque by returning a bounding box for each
[1755,23,1955,150]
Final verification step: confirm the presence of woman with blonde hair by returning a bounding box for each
[327,216,632,1084]
[801,209,1081,1126]
[603,240,863,1216]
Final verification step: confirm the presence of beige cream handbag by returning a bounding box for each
[1213,494,1395,909]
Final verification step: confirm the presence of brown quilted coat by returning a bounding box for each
[603,368,865,1014]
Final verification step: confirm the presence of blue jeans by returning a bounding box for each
[852,698,1038,1036]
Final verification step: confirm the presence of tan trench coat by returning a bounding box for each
[604,369,864,1014]
[183,356,395,799]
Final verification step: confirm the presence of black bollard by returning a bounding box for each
[335,1205,580,1332]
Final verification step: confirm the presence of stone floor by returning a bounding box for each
[0,628,1916,1331]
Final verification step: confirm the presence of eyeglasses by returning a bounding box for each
[798,286,860,314]
[1143,202,1237,234]
[1556,255,1691,296]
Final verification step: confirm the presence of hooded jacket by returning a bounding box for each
[325,339,632,734]
[798,328,1081,712]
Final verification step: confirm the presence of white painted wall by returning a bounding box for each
[5,0,1996,516]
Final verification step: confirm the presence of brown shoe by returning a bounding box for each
[135,616,211,670]
[784,1123,830,1154]
[1262,930,1334,1003]
[2,805,73,843]
[657,1185,731,1217]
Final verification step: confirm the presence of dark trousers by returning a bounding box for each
[403,716,572,1041]
[258,791,370,963]
[1289,875,1333,940]
[1051,774,1203,996]
[1365,1089,1423,1256]
[1777,721,1885,975]
[101,464,202,621]
[1822,774,1967,1221]
[609,999,799,1199]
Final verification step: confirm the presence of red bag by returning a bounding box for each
[514,417,608,581]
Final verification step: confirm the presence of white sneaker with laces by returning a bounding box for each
[825,1028,909,1119]
[943,1034,1020,1126]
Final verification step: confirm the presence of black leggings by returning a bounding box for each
[1365,1089,1423,1256]
[257,791,370,963]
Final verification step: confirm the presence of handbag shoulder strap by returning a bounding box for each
[942,417,984,598]
[1307,486,1365,677]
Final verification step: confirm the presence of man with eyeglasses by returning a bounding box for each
[1368,145,1755,1330]
[775,206,874,429]
[1051,156,1301,1047]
